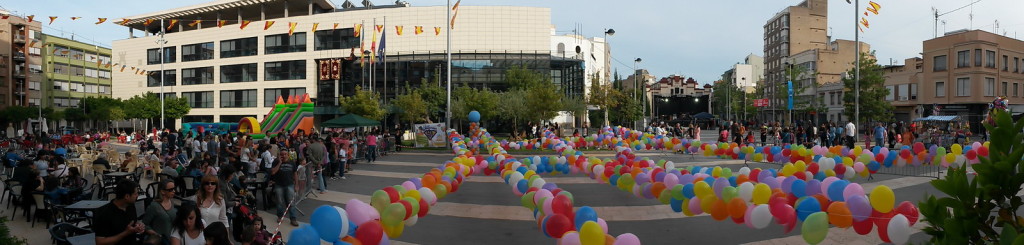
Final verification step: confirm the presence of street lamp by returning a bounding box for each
[633,58,641,129]
[603,28,615,127]
[157,19,168,130]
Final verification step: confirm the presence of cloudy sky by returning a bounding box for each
[3,0,1019,85]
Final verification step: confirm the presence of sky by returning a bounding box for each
[2,0,1021,85]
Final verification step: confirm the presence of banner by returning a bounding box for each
[754,99,769,107]
[787,80,794,110]
[415,123,446,147]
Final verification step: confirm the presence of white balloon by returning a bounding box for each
[751,204,773,229]
[333,206,351,237]
[738,182,755,201]
[665,161,676,170]
[405,215,418,226]
[887,214,911,245]
[844,166,855,179]
[508,172,524,187]
[738,167,751,176]
[530,178,546,189]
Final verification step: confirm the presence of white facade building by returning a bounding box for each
[550,30,609,98]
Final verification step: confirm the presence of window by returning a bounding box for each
[957,50,970,68]
[985,78,995,96]
[220,37,258,58]
[314,29,359,51]
[974,49,982,67]
[1015,57,1020,73]
[147,70,176,87]
[220,89,257,108]
[182,42,214,61]
[147,47,176,64]
[182,91,214,108]
[28,81,39,91]
[98,70,111,79]
[1016,83,1020,97]
[265,33,306,54]
[957,78,971,97]
[898,84,909,101]
[933,55,947,71]
[936,81,946,97]
[182,67,214,85]
[910,83,918,100]
[885,85,895,101]
[99,85,110,94]
[986,50,996,68]
[264,88,306,107]
[220,63,257,83]
[264,60,306,81]
[1003,81,1009,96]
[1004,55,1010,71]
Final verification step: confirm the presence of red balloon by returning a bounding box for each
[749,169,762,182]
[900,149,912,159]
[355,220,384,245]
[544,214,574,238]
[895,201,920,226]
[806,163,819,174]
[417,198,430,217]
[872,210,895,243]
[398,200,414,220]
[551,194,574,218]
[782,209,797,233]
[875,153,885,163]
[966,150,977,160]
[978,146,990,157]
[852,218,873,235]
[913,142,926,154]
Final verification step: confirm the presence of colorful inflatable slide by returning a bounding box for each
[238,93,315,139]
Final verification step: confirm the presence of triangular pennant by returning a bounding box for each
[48,16,58,25]
[860,18,870,28]
[240,20,252,30]
[434,27,441,35]
[167,19,179,31]
[27,15,34,23]
[96,18,107,24]
[119,18,130,25]
[218,20,227,28]
[395,26,403,36]
[415,26,423,35]
[868,1,881,14]
[311,23,319,33]
[288,22,297,36]
[354,23,362,37]
[70,17,81,20]
[333,23,339,29]
[375,25,383,32]
[450,0,461,29]
[264,21,275,30]
[188,20,201,27]
[144,19,154,27]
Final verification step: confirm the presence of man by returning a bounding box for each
[306,137,327,193]
[845,120,857,149]
[270,150,298,226]
[93,154,111,170]
[366,131,378,163]
[162,159,180,178]
[94,180,145,245]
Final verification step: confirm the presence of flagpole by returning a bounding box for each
[855,0,861,128]
[371,18,376,92]
[383,16,388,129]
[159,18,166,130]
[446,0,452,132]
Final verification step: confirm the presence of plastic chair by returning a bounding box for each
[6,184,21,216]
[182,176,198,197]
[48,222,91,245]
[1,179,19,204]
[30,193,52,228]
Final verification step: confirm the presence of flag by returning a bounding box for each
[359,43,366,67]
[354,23,362,37]
[264,21,275,30]
[218,20,227,28]
[120,65,126,72]
[167,19,179,31]
[375,25,383,32]
[860,18,870,28]
[331,59,341,80]
[370,23,378,64]
[96,18,107,24]
[333,23,339,29]
[28,40,36,47]
[787,80,794,110]
[311,23,319,32]
[396,26,403,35]
[434,27,441,35]
[26,15,34,23]
[1,15,9,20]
[288,22,297,36]
[377,28,386,64]
[48,16,57,25]
[415,26,423,35]
[868,1,881,13]
[240,20,252,29]
[70,17,80,20]
[188,20,201,27]
[319,60,331,80]
[119,19,131,25]
[144,19,154,27]
[450,0,461,29]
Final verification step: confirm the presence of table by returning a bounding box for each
[67,233,96,245]
[64,200,108,212]
[103,172,132,181]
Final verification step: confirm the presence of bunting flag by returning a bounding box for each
[120,65,126,72]
[354,23,362,37]
[434,27,441,35]
[370,23,378,64]
[97,59,102,66]
[359,43,366,67]
[28,40,36,47]
[130,66,136,70]
[330,59,341,80]
[70,17,80,20]
[27,15,34,23]
[860,18,870,28]
[218,20,227,28]
[868,1,881,14]
[377,28,386,64]
[288,22,297,36]
[48,16,58,25]
[144,19,154,27]
[375,25,384,32]
[52,48,60,55]
[311,23,319,32]
[240,20,252,29]
[167,19,179,31]
[319,60,331,80]
[415,26,423,35]
[61,50,69,54]
[1,15,9,20]
[450,0,461,29]
[96,18,107,24]
[264,21,275,30]
[119,18,130,25]
[395,26,403,35]
[333,23,339,29]
[188,20,201,27]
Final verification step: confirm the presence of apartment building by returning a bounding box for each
[41,34,113,112]
[0,11,43,109]
[763,0,828,117]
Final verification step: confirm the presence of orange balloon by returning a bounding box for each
[812,194,830,210]
[604,234,616,245]
[827,201,853,228]
[341,236,363,245]
[710,199,729,221]
[422,174,437,189]
[728,198,747,219]
[650,182,667,199]
[735,175,750,185]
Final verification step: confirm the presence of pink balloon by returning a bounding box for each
[613,233,641,245]
[597,218,608,233]
[663,174,680,187]
[534,189,554,205]
[843,183,865,201]
[345,199,380,225]
[559,231,581,245]
[689,196,704,215]
[541,198,554,216]
[744,203,756,228]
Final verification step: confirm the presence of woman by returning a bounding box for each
[170,202,206,245]
[189,175,229,233]
[121,152,136,172]
[142,179,178,244]
[203,222,231,245]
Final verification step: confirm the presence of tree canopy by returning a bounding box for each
[340,86,387,120]
[843,53,893,123]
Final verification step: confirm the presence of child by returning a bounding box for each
[337,144,348,180]
[745,131,755,146]
[346,144,355,172]
[295,158,308,196]
[252,216,273,245]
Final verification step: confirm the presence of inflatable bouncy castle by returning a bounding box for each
[238,94,315,139]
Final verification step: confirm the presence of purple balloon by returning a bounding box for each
[847,195,872,221]
[713,177,730,198]
[642,183,655,199]
[679,174,695,185]
[408,178,423,189]
[635,173,650,185]
[654,172,667,182]
[542,183,559,191]
[805,179,822,196]
[758,170,774,185]
[761,176,780,190]
[781,176,797,194]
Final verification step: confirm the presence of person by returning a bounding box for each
[217,165,241,224]
[270,150,298,226]
[11,159,34,185]
[718,127,729,143]
[52,156,69,178]
[336,143,348,180]
[295,157,308,196]
[366,131,378,163]
[189,175,229,232]
[203,222,230,245]
[21,169,45,210]
[93,180,146,245]
[845,120,857,149]
[142,179,178,244]
[34,154,51,178]
[746,131,755,145]
[170,202,206,245]
[874,123,887,149]
[121,152,136,172]
[42,175,69,205]
[163,159,181,179]
[251,216,272,245]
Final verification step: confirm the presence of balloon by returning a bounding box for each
[419,187,438,205]
[288,225,321,245]
[752,183,771,205]
[574,206,598,230]
[382,222,404,238]
[552,195,574,218]
[827,180,850,202]
[869,185,895,213]
[613,233,641,245]
[895,201,920,226]
[728,198,747,219]
[468,110,481,122]
[355,220,384,245]
[560,231,581,245]
[346,199,380,225]
[846,195,871,222]
[827,202,853,228]
[382,203,406,227]
[738,182,755,201]
[311,205,347,242]
[801,212,829,244]
[750,204,773,229]
[842,183,865,202]
[887,214,912,245]
[852,218,873,235]
[544,214,574,238]
[578,221,605,245]
[370,190,392,214]
[796,198,821,221]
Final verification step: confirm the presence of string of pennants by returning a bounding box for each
[848,0,882,32]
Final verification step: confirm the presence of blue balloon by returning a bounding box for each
[334,241,353,245]
[791,179,807,197]
[288,225,320,245]
[795,198,821,221]
[827,180,850,202]
[310,206,342,242]
[609,175,620,186]
[669,198,683,213]
[468,110,481,122]
[868,161,881,171]
[516,179,529,193]
[348,220,358,236]
[682,183,696,199]
[574,206,598,230]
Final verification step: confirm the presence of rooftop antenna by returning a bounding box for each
[933,0,982,38]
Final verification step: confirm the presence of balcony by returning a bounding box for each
[12,53,26,62]
[13,34,26,44]
[13,71,25,78]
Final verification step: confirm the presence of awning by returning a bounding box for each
[322,114,380,128]
[913,115,960,122]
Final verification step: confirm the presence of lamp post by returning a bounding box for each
[633,57,641,129]
[157,19,167,130]
[854,0,861,128]
[603,29,615,127]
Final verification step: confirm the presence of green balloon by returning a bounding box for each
[658,188,673,204]
[556,191,574,203]
[801,212,829,244]
[521,192,537,209]
[721,168,733,178]
[671,184,685,200]
[383,203,406,226]
[371,190,391,214]
[402,197,420,219]
[721,186,738,201]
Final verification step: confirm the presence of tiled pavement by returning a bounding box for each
[3,147,941,244]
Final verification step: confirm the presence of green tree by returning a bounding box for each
[610,89,642,124]
[496,89,529,135]
[414,78,447,123]
[452,84,499,121]
[505,65,546,90]
[842,53,893,123]
[505,67,563,122]
[561,96,587,126]
[588,74,621,127]
[339,86,387,120]
[392,87,429,124]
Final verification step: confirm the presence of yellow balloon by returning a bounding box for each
[945,153,956,163]
[682,198,695,216]
[700,195,717,213]
[579,221,605,245]
[984,142,990,148]
[781,164,796,176]
[795,161,807,172]
[712,167,723,178]
[695,181,713,198]
[825,169,836,177]
[869,185,895,213]
[952,144,963,155]
[753,153,764,162]
[752,183,771,205]
[854,146,863,155]
[842,157,854,167]
[383,223,405,238]
[404,190,421,201]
